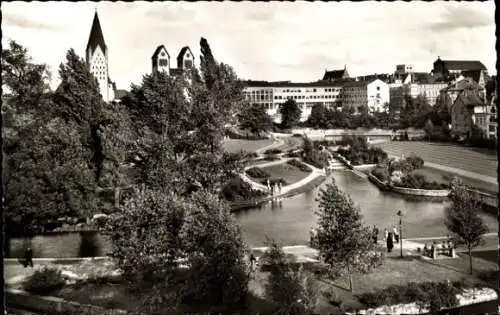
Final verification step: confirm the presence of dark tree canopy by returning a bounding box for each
[279,98,302,129]
[238,103,273,136]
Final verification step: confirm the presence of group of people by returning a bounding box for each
[372,225,400,253]
[423,240,455,258]
[267,179,283,196]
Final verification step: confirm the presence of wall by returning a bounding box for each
[389,185,450,197]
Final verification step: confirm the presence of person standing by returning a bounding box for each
[384,228,389,242]
[278,181,283,194]
[25,247,34,268]
[387,232,394,253]
[372,226,379,244]
[393,226,399,243]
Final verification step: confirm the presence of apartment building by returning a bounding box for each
[243,81,343,122]
[341,79,390,113]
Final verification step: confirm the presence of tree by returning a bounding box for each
[262,239,318,315]
[424,119,434,141]
[311,181,380,292]
[279,98,302,129]
[106,187,249,312]
[237,103,273,137]
[307,103,329,129]
[445,185,489,275]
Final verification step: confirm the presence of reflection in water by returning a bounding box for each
[6,171,497,257]
[233,171,498,247]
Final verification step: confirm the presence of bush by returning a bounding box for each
[285,150,302,158]
[224,128,267,140]
[357,281,462,311]
[405,154,424,170]
[314,140,337,149]
[395,173,449,190]
[287,159,312,172]
[221,177,267,201]
[264,148,283,155]
[371,166,390,182]
[245,167,270,179]
[23,267,66,294]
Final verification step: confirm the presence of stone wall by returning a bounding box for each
[390,185,451,197]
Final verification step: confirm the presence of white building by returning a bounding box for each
[243,81,343,122]
[152,45,195,77]
[341,79,390,113]
[86,11,115,103]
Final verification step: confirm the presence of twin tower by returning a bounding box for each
[86,11,195,102]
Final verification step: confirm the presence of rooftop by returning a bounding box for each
[435,58,487,71]
[86,12,106,55]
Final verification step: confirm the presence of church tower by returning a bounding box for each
[86,11,114,102]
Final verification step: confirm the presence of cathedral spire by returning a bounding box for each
[86,11,107,61]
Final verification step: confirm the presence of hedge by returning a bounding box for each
[395,173,449,190]
[221,177,267,201]
[264,148,283,155]
[23,267,66,294]
[356,280,475,312]
[287,159,312,172]
[245,167,271,179]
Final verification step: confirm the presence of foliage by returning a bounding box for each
[311,181,381,291]
[221,176,267,202]
[302,136,330,168]
[264,148,283,155]
[306,103,330,129]
[23,267,66,294]
[106,187,249,311]
[371,165,390,183]
[287,159,312,173]
[400,94,433,128]
[405,154,424,170]
[445,186,489,274]
[224,128,268,140]
[279,99,302,129]
[238,103,273,136]
[263,153,281,161]
[262,239,319,315]
[285,149,302,158]
[395,173,449,190]
[356,281,463,313]
[337,137,387,165]
[245,167,271,179]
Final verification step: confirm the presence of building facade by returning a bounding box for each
[449,86,491,139]
[341,79,389,113]
[243,81,343,122]
[86,11,115,102]
[432,57,487,77]
[152,45,195,77]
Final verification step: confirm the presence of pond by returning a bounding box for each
[6,170,498,258]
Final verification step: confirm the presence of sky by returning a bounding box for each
[2,1,496,91]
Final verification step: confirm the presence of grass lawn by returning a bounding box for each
[222,139,273,154]
[259,163,311,185]
[414,167,497,195]
[276,136,304,152]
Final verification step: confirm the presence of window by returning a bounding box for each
[184,60,193,68]
[161,51,166,57]
[376,86,380,91]
[159,58,168,67]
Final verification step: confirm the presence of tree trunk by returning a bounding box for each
[468,247,473,275]
[347,264,353,292]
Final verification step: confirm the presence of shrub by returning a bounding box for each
[285,150,302,158]
[224,128,267,140]
[245,167,270,179]
[264,148,283,155]
[292,133,303,137]
[287,159,312,172]
[221,177,267,201]
[23,267,66,294]
[395,173,449,190]
[371,166,390,182]
[263,154,280,161]
[356,281,461,311]
[405,154,424,170]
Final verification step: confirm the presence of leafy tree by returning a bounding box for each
[424,119,434,141]
[237,103,273,137]
[311,181,380,292]
[445,185,489,275]
[279,98,302,129]
[106,187,249,312]
[262,239,318,315]
[307,103,329,129]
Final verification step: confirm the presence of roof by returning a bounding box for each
[86,12,107,55]
[411,72,436,84]
[461,70,483,84]
[446,78,481,91]
[114,89,128,99]
[342,79,382,88]
[323,69,347,81]
[177,46,193,68]
[356,73,392,83]
[437,59,487,71]
[244,80,344,88]
[152,45,170,60]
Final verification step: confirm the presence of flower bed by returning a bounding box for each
[286,159,312,172]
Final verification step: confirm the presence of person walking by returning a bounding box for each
[249,253,256,271]
[278,181,283,194]
[387,232,394,253]
[24,247,34,268]
[384,228,389,242]
[393,226,399,243]
[372,226,379,244]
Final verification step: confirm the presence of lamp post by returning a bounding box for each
[397,210,403,258]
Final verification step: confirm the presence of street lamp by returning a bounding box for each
[397,210,403,258]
